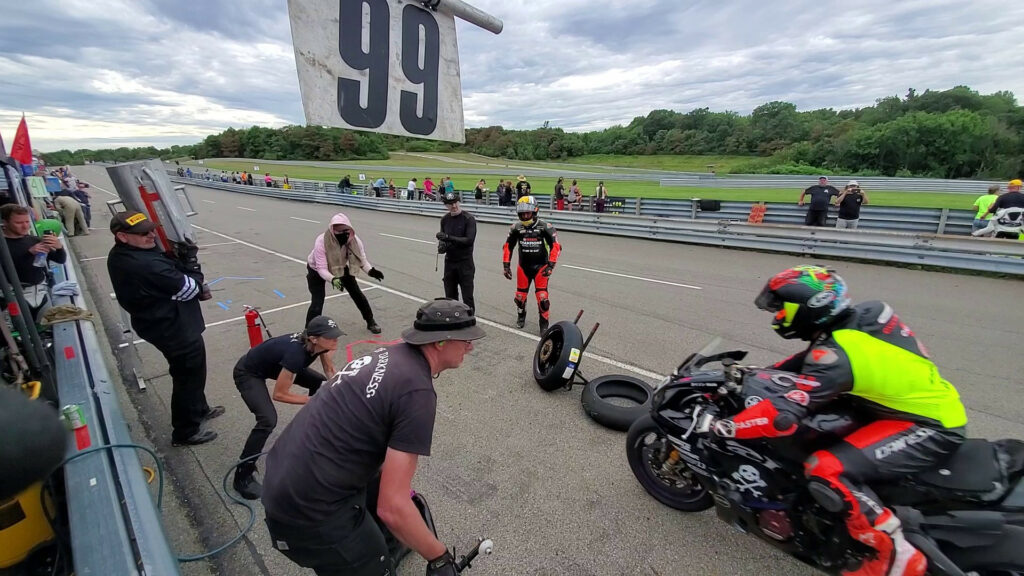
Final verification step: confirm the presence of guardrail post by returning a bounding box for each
[635,197,642,216]
[690,198,698,220]
[937,208,949,234]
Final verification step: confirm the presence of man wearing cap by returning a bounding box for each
[983,179,1024,239]
[799,176,840,226]
[437,190,477,314]
[231,315,342,500]
[107,211,224,446]
[262,299,485,576]
[515,175,531,201]
[833,181,869,229]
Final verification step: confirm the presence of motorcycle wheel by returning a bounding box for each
[626,414,712,512]
[533,321,584,391]
[581,375,653,432]
[944,525,1024,575]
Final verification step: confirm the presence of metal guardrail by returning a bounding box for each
[661,174,1002,193]
[170,177,1024,275]
[172,172,979,236]
[53,242,180,575]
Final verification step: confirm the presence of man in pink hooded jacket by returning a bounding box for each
[306,213,385,334]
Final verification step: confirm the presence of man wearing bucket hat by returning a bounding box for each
[514,174,531,201]
[231,315,343,500]
[262,299,485,576]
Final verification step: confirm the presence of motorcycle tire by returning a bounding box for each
[626,414,713,512]
[581,375,653,432]
[943,524,1024,574]
[533,320,584,391]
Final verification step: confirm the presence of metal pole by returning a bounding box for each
[420,0,503,34]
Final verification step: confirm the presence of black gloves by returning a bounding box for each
[503,262,512,280]
[436,232,449,241]
[425,550,457,576]
[368,268,384,282]
[542,261,555,277]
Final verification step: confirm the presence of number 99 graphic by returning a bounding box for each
[337,0,440,136]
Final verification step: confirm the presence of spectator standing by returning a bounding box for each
[231,315,342,500]
[305,212,385,334]
[474,179,486,203]
[338,174,352,193]
[388,178,396,198]
[107,211,223,446]
[799,176,840,226]
[265,173,274,187]
[246,172,254,186]
[834,181,868,229]
[240,171,248,185]
[282,175,291,189]
[72,182,92,227]
[972,185,1001,232]
[2,204,66,321]
[373,177,387,198]
[437,191,477,314]
[515,175,531,200]
[407,178,417,200]
[444,177,455,195]
[424,177,435,200]
[986,179,1024,215]
[594,181,608,213]
[567,181,581,211]
[185,168,192,179]
[554,177,566,210]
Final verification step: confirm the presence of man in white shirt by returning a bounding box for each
[407,178,417,200]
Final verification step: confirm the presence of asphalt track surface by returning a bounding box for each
[70,165,1023,576]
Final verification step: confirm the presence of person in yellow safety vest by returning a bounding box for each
[698,266,966,576]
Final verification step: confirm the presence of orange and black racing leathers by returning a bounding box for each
[502,219,561,324]
[719,301,966,575]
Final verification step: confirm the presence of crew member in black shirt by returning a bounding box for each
[107,211,223,446]
[262,299,486,576]
[515,175,531,200]
[1,204,66,320]
[231,315,342,499]
[436,191,477,314]
[799,176,840,226]
[987,178,1024,214]
[834,180,869,229]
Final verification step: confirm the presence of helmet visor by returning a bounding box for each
[754,290,783,313]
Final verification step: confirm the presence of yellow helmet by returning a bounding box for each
[516,196,538,225]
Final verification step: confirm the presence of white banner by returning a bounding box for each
[289,0,465,143]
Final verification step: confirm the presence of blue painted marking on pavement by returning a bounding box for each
[216,302,230,311]
[273,290,286,298]
[207,277,225,286]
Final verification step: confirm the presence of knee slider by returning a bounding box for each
[806,478,848,514]
[539,298,550,312]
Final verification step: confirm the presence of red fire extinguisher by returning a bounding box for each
[244,306,266,348]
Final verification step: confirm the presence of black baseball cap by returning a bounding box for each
[306,315,344,339]
[109,211,156,235]
[402,299,486,345]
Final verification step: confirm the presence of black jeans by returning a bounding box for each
[804,209,827,226]
[442,258,475,315]
[306,266,375,327]
[266,478,399,576]
[153,337,210,442]
[234,360,325,468]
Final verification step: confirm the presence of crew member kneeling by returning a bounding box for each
[232,315,342,500]
[262,299,486,576]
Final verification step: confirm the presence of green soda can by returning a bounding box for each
[62,404,86,430]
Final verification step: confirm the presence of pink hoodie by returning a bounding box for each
[306,212,373,281]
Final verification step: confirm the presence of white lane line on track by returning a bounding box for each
[201,199,216,204]
[290,216,322,224]
[88,183,118,197]
[201,241,240,248]
[561,265,702,290]
[80,256,108,262]
[117,289,376,347]
[379,233,702,291]
[192,225,663,380]
[380,233,434,245]
[237,206,257,212]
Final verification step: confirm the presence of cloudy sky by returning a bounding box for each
[2,0,1022,151]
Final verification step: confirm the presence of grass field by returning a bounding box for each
[184,157,978,210]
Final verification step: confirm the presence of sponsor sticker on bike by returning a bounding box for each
[569,348,581,363]
[562,362,577,380]
[784,389,810,406]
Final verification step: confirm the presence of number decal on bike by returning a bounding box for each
[337,0,390,128]
[399,4,440,135]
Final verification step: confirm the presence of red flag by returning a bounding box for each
[9,116,32,165]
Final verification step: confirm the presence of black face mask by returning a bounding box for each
[334,232,350,244]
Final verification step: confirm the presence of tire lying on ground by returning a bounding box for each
[581,375,653,431]
[533,320,585,391]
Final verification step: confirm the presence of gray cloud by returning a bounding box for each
[1,0,1022,151]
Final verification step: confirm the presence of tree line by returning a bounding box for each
[40,86,1023,179]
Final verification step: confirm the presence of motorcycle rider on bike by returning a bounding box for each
[698,266,967,576]
[502,196,561,334]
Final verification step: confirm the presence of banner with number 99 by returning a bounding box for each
[289,0,465,143]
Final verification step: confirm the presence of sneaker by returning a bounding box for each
[202,406,226,421]
[171,429,218,447]
[367,320,382,334]
[233,471,263,500]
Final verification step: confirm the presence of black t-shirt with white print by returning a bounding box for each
[262,342,436,525]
